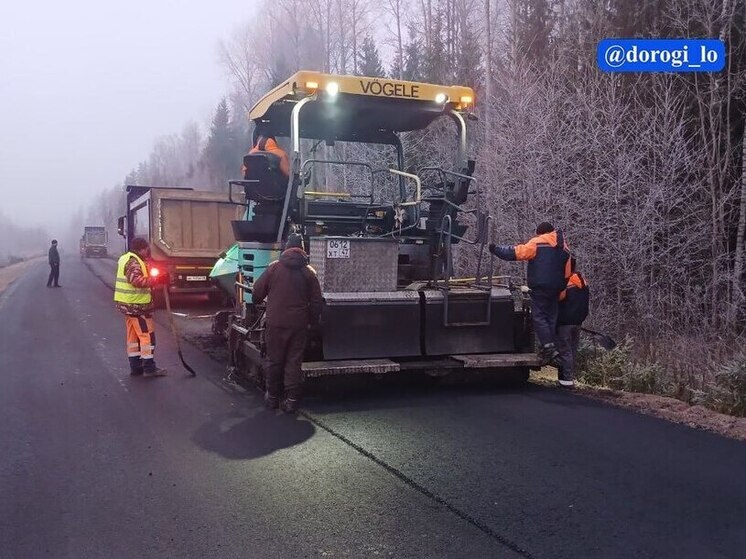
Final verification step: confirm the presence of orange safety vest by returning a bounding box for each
[248,136,290,177]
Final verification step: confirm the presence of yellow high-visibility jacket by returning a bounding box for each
[114,252,152,305]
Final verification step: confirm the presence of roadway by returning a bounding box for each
[1,257,745,558]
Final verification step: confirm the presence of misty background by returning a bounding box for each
[0,0,255,258]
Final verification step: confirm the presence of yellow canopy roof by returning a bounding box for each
[249,71,475,144]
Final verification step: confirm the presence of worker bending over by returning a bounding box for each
[556,258,590,388]
[253,234,323,413]
[490,222,571,365]
[114,237,168,377]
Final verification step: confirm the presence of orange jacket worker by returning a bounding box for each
[556,258,590,387]
[244,135,290,177]
[489,222,570,365]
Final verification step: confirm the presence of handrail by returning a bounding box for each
[474,215,494,289]
[435,203,487,246]
[228,179,260,207]
[300,159,376,203]
[305,191,352,198]
[434,213,492,327]
[418,166,481,208]
[372,168,422,238]
[235,281,252,292]
[296,162,426,238]
[435,214,454,284]
[388,169,421,207]
[418,166,485,244]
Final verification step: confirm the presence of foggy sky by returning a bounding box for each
[0,0,256,231]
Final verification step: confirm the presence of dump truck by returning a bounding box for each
[118,186,236,303]
[213,71,541,384]
[81,226,108,258]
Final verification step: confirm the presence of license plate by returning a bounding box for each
[327,239,350,259]
[186,275,207,281]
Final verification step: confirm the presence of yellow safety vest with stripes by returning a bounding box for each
[114,252,152,305]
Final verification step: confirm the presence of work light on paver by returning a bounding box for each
[435,92,448,104]
[326,82,339,97]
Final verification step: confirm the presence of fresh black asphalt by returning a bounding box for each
[1,258,745,558]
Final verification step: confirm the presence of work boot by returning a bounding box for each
[129,357,144,376]
[143,367,168,377]
[280,398,300,414]
[264,392,280,410]
[127,356,145,377]
[557,379,576,389]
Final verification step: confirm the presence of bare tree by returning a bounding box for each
[218,22,265,112]
[383,0,406,78]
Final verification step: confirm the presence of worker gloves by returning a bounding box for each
[488,243,513,260]
[489,243,507,256]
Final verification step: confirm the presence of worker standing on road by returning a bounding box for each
[46,240,61,288]
[252,234,323,413]
[489,222,570,365]
[114,237,168,377]
[556,258,590,388]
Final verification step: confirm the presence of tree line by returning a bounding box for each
[77,0,746,391]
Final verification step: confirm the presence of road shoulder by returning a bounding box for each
[531,369,746,441]
[0,257,45,295]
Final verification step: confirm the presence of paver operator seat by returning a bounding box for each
[233,145,289,243]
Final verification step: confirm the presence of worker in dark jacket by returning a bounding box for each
[47,240,61,287]
[489,222,570,365]
[252,234,323,413]
[556,258,589,388]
